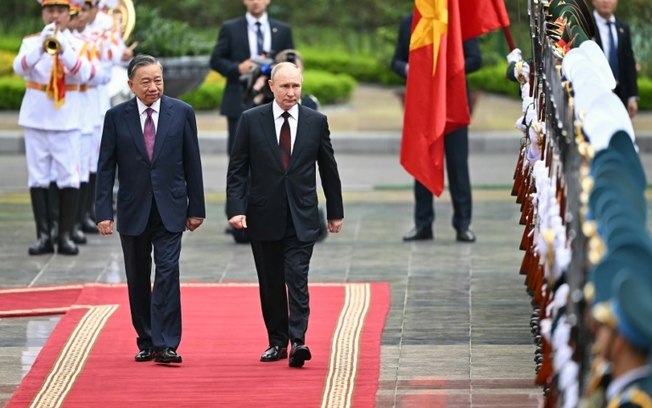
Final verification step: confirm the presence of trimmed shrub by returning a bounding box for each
[0,76,25,110]
[468,63,521,98]
[178,69,356,111]
[0,50,16,77]
[303,70,356,105]
[179,82,223,110]
[639,77,652,111]
[300,48,401,85]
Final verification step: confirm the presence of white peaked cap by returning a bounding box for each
[578,40,617,91]
[100,0,119,8]
[583,92,635,152]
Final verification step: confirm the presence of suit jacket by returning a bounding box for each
[226,103,343,242]
[593,16,638,105]
[210,16,294,118]
[96,95,206,235]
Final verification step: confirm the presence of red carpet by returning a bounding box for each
[6,283,389,408]
[0,285,83,317]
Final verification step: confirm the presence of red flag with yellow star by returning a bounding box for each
[400,0,468,196]
[459,0,510,40]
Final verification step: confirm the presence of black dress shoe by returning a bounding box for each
[289,343,312,368]
[28,237,54,255]
[155,347,182,364]
[71,225,87,244]
[260,345,288,362]
[456,229,476,243]
[81,216,99,233]
[402,227,433,241]
[134,348,155,362]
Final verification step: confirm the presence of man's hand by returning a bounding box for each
[97,220,113,236]
[229,215,247,229]
[186,217,204,231]
[238,59,256,75]
[328,219,343,233]
[627,98,638,118]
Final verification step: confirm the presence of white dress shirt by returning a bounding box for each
[246,12,272,58]
[137,98,160,134]
[273,101,298,153]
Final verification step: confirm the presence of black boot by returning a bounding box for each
[58,188,80,255]
[71,182,88,244]
[28,187,54,255]
[48,181,60,242]
[81,173,99,233]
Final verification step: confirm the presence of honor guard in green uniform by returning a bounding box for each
[592,272,652,408]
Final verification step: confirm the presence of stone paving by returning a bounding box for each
[1,85,651,406]
[0,150,544,407]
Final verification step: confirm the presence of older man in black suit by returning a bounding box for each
[591,0,639,118]
[95,54,205,364]
[227,62,344,368]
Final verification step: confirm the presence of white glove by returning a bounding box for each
[520,61,530,81]
[40,23,56,42]
[515,115,526,133]
[54,30,67,54]
[506,48,523,64]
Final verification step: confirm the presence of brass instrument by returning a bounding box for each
[115,0,136,42]
[43,26,60,55]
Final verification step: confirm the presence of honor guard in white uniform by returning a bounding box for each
[13,0,91,256]
[81,0,133,225]
[69,0,113,243]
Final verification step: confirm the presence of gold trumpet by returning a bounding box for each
[43,26,60,55]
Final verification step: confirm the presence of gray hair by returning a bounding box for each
[270,61,302,82]
[127,54,162,79]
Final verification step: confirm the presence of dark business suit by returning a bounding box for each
[592,15,638,107]
[226,102,343,347]
[95,95,205,352]
[210,15,294,154]
[391,13,482,233]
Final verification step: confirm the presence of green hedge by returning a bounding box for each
[0,76,25,110]
[639,77,652,111]
[300,48,401,85]
[468,63,521,99]
[179,69,356,111]
[179,82,223,111]
[303,70,356,105]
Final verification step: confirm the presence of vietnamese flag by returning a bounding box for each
[400,0,468,196]
[459,0,511,41]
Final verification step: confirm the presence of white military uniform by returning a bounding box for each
[13,28,91,188]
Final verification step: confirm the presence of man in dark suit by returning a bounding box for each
[391,13,482,243]
[95,54,206,364]
[226,62,344,368]
[210,0,294,155]
[592,0,639,118]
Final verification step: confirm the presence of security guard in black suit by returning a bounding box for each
[391,13,482,242]
[210,0,294,155]
[591,0,639,118]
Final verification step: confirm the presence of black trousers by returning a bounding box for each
[120,199,183,351]
[414,125,472,232]
[250,213,315,347]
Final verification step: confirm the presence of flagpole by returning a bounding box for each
[503,26,516,50]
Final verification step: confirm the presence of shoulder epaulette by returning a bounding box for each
[609,386,652,408]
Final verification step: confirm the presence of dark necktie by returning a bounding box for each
[607,21,619,81]
[255,21,264,56]
[144,107,156,160]
[279,111,291,170]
